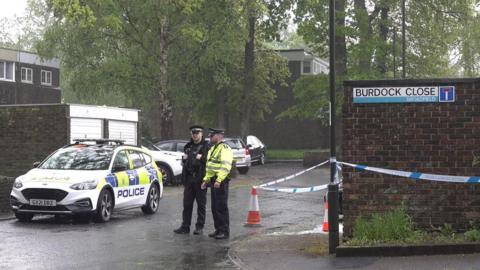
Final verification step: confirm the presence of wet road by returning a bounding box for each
[0,163,329,270]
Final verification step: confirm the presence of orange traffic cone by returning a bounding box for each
[322,195,329,232]
[245,187,261,227]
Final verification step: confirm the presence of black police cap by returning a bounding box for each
[189,125,204,132]
[208,128,225,136]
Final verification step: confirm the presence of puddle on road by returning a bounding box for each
[135,247,238,270]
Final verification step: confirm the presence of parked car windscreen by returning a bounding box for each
[157,142,174,151]
[39,146,113,170]
[176,142,187,152]
[225,139,244,149]
[142,139,161,151]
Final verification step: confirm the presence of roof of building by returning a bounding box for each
[0,47,60,69]
[276,48,328,66]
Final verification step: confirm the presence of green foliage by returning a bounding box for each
[276,74,333,124]
[349,207,418,245]
[32,0,291,136]
[295,0,480,79]
[282,0,480,122]
[464,229,480,242]
[440,223,455,238]
[0,0,54,51]
[267,149,308,160]
[347,208,480,246]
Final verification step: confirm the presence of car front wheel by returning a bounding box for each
[94,189,113,223]
[156,163,174,186]
[142,183,160,214]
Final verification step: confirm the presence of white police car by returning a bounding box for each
[10,139,163,222]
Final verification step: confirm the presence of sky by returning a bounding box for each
[0,0,28,19]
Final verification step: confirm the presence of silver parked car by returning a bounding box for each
[224,138,251,175]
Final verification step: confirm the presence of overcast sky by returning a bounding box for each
[0,0,28,19]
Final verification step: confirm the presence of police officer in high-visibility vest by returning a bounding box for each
[174,125,209,235]
[201,128,233,240]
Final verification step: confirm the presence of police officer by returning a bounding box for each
[201,128,233,240]
[174,125,209,235]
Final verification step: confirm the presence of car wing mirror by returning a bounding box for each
[33,161,41,168]
[112,164,128,173]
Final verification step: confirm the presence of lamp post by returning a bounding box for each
[402,0,406,78]
[328,0,340,254]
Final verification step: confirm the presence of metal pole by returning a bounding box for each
[328,0,339,254]
[402,0,406,79]
[393,27,396,79]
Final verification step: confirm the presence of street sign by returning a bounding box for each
[353,86,455,104]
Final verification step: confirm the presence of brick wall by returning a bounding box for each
[0,176,14,213]
[0,104,69,177]
[342,78,480,237]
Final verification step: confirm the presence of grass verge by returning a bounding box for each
[345,207,480,246]
[267,149,307,160]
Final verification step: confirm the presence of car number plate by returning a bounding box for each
[30,199,56,207]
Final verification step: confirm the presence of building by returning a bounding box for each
[248,48,330,149]
[0,47,60,105]
[277,49,329,77]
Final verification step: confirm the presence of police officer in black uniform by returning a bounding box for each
[174,125,209,235]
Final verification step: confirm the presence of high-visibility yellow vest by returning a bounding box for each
[203,142,233,183]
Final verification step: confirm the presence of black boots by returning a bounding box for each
[193,227,203,235]
[173,226,190,234]
[214,232,229,240]
[174,226,204,235]
[208,231,228,239]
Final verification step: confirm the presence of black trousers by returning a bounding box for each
[181,176,207,229]
[211,180,229,235]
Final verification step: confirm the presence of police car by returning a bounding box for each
[10,139,163,222]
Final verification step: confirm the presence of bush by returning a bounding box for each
[465,229,480,242]
[349,207,418,245]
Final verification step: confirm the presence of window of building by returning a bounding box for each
[41,70,52,85]
[21,67,33,83]
[302,61,311,74]
[0,61,15,81]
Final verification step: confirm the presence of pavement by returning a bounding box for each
[229,231,480,270]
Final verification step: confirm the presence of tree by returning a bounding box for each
[276,74,330,124]
[37,0,205,139]
[170,0,290,133]
[35,0,290,138]
[0,0,54,51]
[286,0,480,123]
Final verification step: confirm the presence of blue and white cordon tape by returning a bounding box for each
[340,161,480,183]
[255,160,331,193]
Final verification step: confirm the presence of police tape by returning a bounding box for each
[257,183,329,193]
[254,160,330,193]
[339,161,480,183]
[257,160,329,188]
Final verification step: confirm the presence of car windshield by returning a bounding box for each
[39,145,113,170]
[225,139,244,149]
[142,139,161,151]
